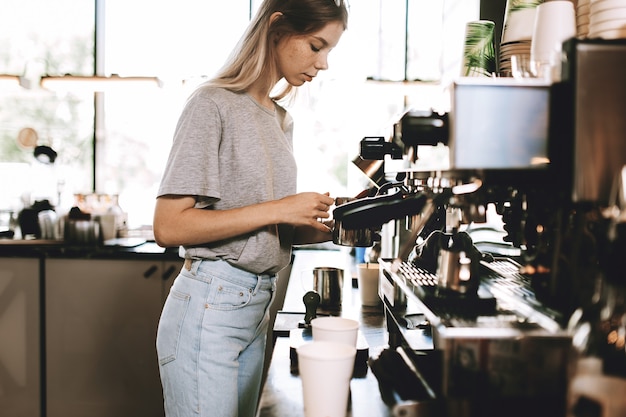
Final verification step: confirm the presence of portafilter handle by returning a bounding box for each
[333,190,431,230]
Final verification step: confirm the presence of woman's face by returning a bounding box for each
[275,21,345,86]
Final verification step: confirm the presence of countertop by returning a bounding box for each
[0,237,180,260]
[256,248,393,417]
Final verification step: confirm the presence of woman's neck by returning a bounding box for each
[247,79,278,110]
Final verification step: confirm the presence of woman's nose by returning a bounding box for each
[316,53,329,70]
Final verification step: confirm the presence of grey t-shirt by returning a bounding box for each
[157,85,297,274]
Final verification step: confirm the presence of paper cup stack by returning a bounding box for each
[588,0,626,39]
[577,0,591,38]
[499,0,544,77]
[530,1,577,79]
[461,20,497,77]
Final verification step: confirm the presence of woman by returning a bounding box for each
[153,1,349,416]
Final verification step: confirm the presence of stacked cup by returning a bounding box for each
[577,0,591,38]
[461,20,497,77]
[530,0,577,79]
[588,0,626,39]
[500,0,544,77]
[296,317,359,417]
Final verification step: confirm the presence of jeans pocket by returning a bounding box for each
[156,289,190,366]
[208,276,253,311]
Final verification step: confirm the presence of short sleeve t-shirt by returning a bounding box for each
[157,85,297,275]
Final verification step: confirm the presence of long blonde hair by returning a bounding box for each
[208,0,348,101]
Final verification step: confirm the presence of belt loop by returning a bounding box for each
[190,259,201,274]
[252,274,264,295]
[183,258,201,275]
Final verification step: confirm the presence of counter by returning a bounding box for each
[257,248,392,417]
[0,237,180,260]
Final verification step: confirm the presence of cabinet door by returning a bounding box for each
[0,257,41,417]
[45,259,164,417]
[160,260,181,304]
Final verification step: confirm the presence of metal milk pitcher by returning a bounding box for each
[312,267,344,309]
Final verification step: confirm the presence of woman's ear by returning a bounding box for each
[269,11,283,25]
[270,12,283,44]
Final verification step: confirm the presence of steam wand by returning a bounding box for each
[391,199,436,274]
[390,179,484,273]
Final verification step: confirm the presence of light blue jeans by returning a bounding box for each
[156,259,277,417]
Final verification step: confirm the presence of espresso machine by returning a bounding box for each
[334,38,626,417]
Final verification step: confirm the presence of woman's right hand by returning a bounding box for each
[276,192,335,231]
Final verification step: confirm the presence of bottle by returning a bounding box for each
[106,194,127,238]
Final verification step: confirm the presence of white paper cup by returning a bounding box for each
[461,20,496,77]
[502,7,537,43]
[530,1,576,65]
[297,341,356,417]
[311,316,359,347]
[357,263,381,306]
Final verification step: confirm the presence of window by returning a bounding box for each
[1,0,478,236]
[0,0,95,215]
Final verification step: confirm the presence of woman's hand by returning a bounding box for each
[277,192,335,233]
[286,192,336,245]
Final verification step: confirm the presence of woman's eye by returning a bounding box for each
[310,44,321,52]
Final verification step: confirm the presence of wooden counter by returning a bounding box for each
[256,248,392,417]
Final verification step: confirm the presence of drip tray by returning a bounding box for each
[383,259,497,317]
[413,284,497,317]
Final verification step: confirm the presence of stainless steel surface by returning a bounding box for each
[565,39,626,205]
[64,218,100,244]
[333,223,374,247]
[37,209,58,240]
[435,247,473,294]
[352,155,385,187]
[312,266,344,309]
[380,258,572,416]
[381,257,566,338]
[333,197,375,247]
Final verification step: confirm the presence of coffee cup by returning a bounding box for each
[530,1,576,79]
[311,316,359,347]
[297,341,356,417]
[356,263,381,306]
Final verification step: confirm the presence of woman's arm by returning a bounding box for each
[153,192,334,248]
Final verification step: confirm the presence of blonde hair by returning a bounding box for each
[207,0,348,101]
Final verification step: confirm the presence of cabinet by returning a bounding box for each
[161,260,179,303]
[45,258,180,417]
[0,257,41,417]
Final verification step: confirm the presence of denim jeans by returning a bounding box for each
[156,259,277,417]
